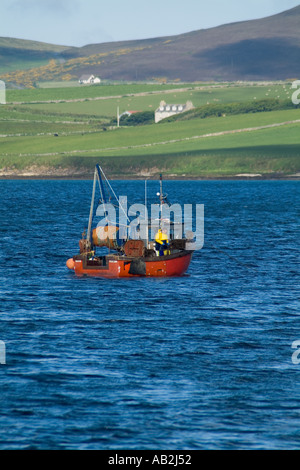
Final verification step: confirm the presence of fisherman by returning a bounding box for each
[155,228,170,256]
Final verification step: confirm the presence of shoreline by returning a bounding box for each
[0,173,299,181]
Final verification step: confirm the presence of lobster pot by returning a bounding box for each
[92,226,120,248]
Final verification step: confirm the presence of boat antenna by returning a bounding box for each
[159,174,163,228]
[157,174,169,229]
[159,174,163,200]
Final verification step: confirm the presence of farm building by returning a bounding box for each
[155,100,194,123]
[119,111,139,119]
[79,74,101,85]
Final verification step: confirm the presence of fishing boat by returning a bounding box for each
[66,165,195,278]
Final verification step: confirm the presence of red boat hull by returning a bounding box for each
[67,251,193,278]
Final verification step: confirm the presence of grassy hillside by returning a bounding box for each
[1,123,299,178]
[0,37,72,75]
[0,81,299,178]
[6,82,294,118]
[0,37,70,52]
[0,6,300,86]
[6,82,188,103]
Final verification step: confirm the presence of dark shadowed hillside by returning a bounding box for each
[68,5,300,81]
[1,5,300,82]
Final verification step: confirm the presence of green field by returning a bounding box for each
[7,82,187,103]
[8,83,294,119]
[0,81,299,178]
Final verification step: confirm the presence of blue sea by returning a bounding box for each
[0,179,299,450]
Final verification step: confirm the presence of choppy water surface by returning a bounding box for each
[0,179,299,450]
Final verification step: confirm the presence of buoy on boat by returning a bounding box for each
[66,258,75,270]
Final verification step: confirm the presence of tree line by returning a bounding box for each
[109,98,299,127]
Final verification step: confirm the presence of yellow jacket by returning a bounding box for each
[155,229,169,245]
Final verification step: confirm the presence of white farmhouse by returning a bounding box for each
[79,74,101,85]
[155,100,194,123]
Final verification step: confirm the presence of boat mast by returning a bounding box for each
[87,168,97,242]
[159,174,163,229]
[144,179,149,246]
[96,164,107,205]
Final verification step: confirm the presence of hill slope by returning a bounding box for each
[0,5,300,83]
[0,37,73,74]
[67,5,300,81]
